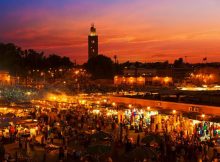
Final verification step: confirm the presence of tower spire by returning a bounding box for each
[88,24,98,60]
[90,23,97,36]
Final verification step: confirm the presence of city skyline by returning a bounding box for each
[0,0,220,64]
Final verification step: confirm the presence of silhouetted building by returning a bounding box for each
[88,24,98,60]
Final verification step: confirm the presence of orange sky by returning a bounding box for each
[0,0,220,64]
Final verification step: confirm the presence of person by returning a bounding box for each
[70,149,76,159]
[64,146,68,160]
[202,154,209,162]
[4,153,10,161]
[171,142,176,161]
[50,132,54,144]
[137,134,140,146]
[19,138,22,149]
[64,136,68,147]
[43,148,46,162]
[30,136,35,150]
[212,148,218,161]
[59,147,64,161]
[0,143,5,162]
[41,135,45,146]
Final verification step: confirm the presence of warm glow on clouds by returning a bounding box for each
[0,0,220,63]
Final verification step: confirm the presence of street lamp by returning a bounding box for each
[128,104,132,108]
[172,110,176,114]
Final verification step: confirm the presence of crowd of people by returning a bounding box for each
[0,102,220,162]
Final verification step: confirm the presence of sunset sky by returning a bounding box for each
[0,0,220,64]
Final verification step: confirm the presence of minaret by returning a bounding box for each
[88,24,98,60]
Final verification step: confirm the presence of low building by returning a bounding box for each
[123,67,192,83]
[114,75,173,87]
[114,76,145,86]
[151,76,173,86]
[0,71,14,85]
[123,68,157,76]
[187,67,220,86]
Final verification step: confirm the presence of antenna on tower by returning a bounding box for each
[185,56,188,63]
[114,55,117,64]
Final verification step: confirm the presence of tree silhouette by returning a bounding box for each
[0,43,74,76]
[0,43,23,75]
[174,58,184,68]
[85,55,114,79]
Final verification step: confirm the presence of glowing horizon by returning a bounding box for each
[0,0,220,64]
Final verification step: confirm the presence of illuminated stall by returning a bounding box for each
[124,109,158,129]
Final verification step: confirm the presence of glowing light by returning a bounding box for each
[92,109,100,114]
[178,85,220,91]
[79,100,86,104]
[112,102,116,107]
[128,77,135,84]
[106,110,118,116]
[26,92,31,96]
[164,77,170,83]
[75,70,79,75]
[103,99,107,103]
